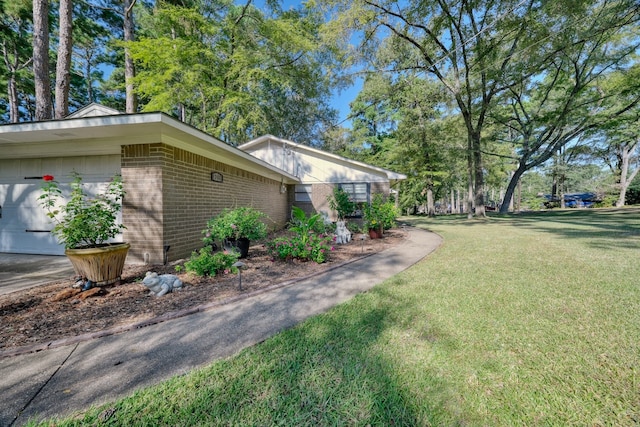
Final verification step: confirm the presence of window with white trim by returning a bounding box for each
[294,184,312,202]
[339,182,369,203]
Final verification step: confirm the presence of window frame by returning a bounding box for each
[294,184,313,202]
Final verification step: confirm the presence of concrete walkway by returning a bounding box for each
[0,254,75,296]
[0,226,442,427]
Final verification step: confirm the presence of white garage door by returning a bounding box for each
[0,155,121,255]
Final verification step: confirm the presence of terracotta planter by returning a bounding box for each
[65,243,130,285]
[368,227,383,239]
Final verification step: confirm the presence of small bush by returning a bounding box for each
[267,206,334,263]
[327,187,356,220]
[203,207,268,245]
[268,233,334,264]
[363,193,399,230]
[185,247,240,277]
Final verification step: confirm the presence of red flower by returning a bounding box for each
[43,175,54,181]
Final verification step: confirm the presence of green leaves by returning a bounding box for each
[126,0,335,144]
[38,172,126,249]
[204,207,268,243]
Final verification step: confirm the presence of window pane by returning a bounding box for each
[340,182,368,203]
[295,184,312,202]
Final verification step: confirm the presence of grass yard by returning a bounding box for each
[33,209,640,426]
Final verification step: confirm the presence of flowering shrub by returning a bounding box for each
[203,207,268,244]
[184,247,240,277]
[38,171,126,248]
[267,206,334,263]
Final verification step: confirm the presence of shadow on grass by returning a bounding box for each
[77,287,460,426]
[405,208,640,251]
[193,290,455,425]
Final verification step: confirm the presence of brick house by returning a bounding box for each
[238,135,406,221]
[0,104,297,264]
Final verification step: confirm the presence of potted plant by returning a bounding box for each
[203,207,268,258]
[363,193,398,239]
[39,171,129,289]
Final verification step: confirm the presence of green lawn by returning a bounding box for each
[34,209,640,426]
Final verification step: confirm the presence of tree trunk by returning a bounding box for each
[616,141,640,207]
[426,185,435,217]
[466,135,474,219]
[124,0,137,113]
[450,188,455,214]
[8,73,19,122]
[32,0,52,121]
[472,132,486,217]
[2,39,23,123]
[55,0,73,119]
[500,164,527,214]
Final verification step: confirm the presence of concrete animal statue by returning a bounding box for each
[142,271,183,297]
[335,220,352,244]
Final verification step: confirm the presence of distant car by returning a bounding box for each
[544,193,599,208]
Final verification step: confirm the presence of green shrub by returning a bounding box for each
[267,206,334,263]
[203,207,268,245]
[38,171,126,248]
[363,193,398,230]
[185,247,240,277]
[327,187,356,220]
[595,193,618,208]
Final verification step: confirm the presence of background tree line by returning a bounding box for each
[316,0,640,215]
[1,0,339,144]
[2,0,639,213]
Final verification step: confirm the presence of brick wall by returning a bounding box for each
[121,144,164,264]
[122,143,289,264]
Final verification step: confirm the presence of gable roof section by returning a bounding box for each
[66,103,122,118]
[238,134,407,183]
[0,112,298,184]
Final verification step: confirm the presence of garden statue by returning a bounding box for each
[335,220,352,244]
[142,271,183,297]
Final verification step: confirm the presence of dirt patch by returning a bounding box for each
[0,229,406,351]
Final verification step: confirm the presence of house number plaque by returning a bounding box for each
[211,172,223,183]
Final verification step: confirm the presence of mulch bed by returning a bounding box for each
[0,229,406,353]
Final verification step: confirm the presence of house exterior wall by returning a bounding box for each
[294,181,391,222]
[245,141,396,222]
[245,143,390,184]
[122,143,289,264]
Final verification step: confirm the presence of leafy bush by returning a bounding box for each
[184,247,240,277]
[363,193,398,231]
[327,187,356,220]
[38,171,126,249]
[267,206,334,263]
[203,207,268,244]
[595,193,618,208]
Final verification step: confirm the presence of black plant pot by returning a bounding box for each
[224,237,250,258]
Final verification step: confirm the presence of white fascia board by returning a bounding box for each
[0,114,299,184]
[156,116,298,183]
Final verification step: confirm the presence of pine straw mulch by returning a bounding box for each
[0,229,406,354]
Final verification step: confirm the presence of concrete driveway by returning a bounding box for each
[0,253,76,296]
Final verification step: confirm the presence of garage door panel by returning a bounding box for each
[0,155,120,255]
[0,161,19,178]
